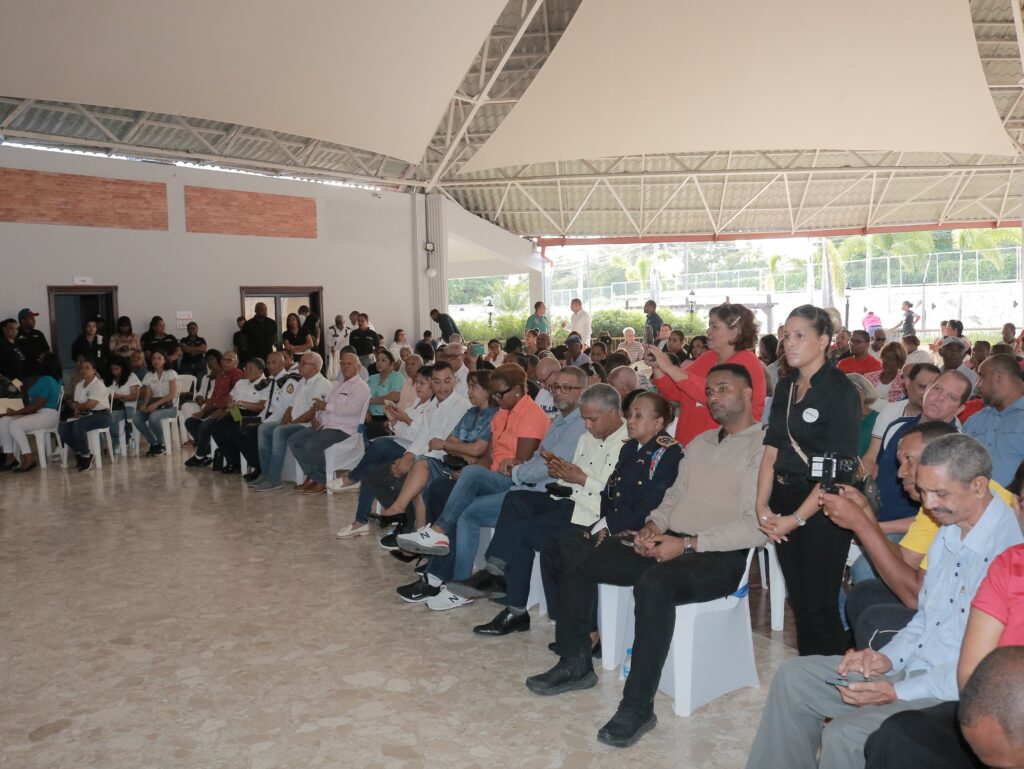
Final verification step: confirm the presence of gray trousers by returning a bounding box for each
[288,427,347,484]
[745,655,943,769]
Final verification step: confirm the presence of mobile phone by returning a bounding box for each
[643,325,655,346]
[619,537,637,548]
[540,450,555,461]
[826,671,866,687]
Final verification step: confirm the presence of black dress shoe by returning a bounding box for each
[473,608,530,636]
[77,455,95,472]
[390,549,419,564]
[377,512,407,527]
[525,658,598,696]
[220,464,240,474]
[548,640,603,659]
[0,461,18,472]
[596,707,657,748]
[12,462,38,474]
[184,455,207,468]
[243,469,261,483]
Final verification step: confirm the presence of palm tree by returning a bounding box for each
[491,279,530,314]
[950,227,1021,280]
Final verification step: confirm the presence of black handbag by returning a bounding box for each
[442,453,467,471]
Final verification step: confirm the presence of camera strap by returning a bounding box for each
[785,384,810,468]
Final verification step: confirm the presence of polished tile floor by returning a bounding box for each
[1,455,795,769]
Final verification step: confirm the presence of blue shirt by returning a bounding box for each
[451,405,498,444]
[367,370,405,416]
[510,408,586,491]
[964,396,1024,487]
[885,493,1024,701]
[28,375,61,410]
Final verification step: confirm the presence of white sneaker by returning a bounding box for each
[396,526,450,556]
[426,587,475,611]
[326,478,360,493]
[336,522,370,539]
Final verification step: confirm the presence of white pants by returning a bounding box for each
[0,408,60,455]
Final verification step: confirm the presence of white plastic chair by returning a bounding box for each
[324,405,370,492]
[615,548,760,717]
[24,387,64,469]
[281,444,305,484]
[757,542,787,632]
[158,375,192,453]
[175,374,200,442]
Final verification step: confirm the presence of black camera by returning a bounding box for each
[806,452,857,493]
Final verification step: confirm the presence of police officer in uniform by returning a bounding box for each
[230,352,300,483]
[15,308,51,389]
[210,357,269,474]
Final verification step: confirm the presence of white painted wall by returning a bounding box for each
[0,145,427,352]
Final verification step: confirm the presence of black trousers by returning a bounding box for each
[488,491,575,609]
[845,579,916,650]
[771,479,853,656]
[209,418,242,466]
[554,530,746,711]
[864,701,984,769]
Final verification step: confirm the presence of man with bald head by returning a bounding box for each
[607,365,640,401]
[239,302,277,365]
[250,352,332,492]
[534,356,562,420]
[965,353,1024,487]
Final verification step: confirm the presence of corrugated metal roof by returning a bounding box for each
[1,0,1023,239]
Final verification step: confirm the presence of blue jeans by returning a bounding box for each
[427,491,510,582]
[132,405,176,446]
[354,438,407,522]
[257,420,280,475]
[433,464,514,533]
[289,427,347,484]
[58,411,112,457]
[850,532,907,584]
[262,423,308,482]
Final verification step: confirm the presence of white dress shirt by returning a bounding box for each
[407,392,471,458]
[567,422,630,526]
[570,309,592,342]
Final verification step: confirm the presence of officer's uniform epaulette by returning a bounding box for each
[655,435,679,448]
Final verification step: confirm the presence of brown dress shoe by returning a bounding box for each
[294,478,314,491]
[303,482,327,494]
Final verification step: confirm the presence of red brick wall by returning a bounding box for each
[184,186,317,238]
[0,168,168,230]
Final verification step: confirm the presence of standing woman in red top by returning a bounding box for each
[647,302,766,447]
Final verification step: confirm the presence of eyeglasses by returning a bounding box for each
[549,384,582,394]
[490,386,516,401]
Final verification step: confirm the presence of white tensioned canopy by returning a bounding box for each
[2,0,1024,241]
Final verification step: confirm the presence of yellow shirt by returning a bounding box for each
[899,481,1016,570]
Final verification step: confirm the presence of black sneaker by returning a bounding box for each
[396,577,441,603]
[184,455,208,468]
[77,455,95,472]
[379,530,400,551]
[243,469,261,483]
[596,707,657,748]
[147,444,166,456]
[525,659,598,696]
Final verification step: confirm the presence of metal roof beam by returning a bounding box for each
[427,0,546,190]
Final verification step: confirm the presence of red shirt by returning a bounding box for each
[837,355,882,375]
[972,544,1024,646]
[654,348,766,447]
[960,399,985,423]
[209,368,245,408]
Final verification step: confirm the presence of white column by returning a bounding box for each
[413,192,450,338]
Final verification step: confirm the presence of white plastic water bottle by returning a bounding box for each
[623,647,633,678]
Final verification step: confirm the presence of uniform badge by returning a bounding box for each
[286,383,295,394]
[656,435,677,447]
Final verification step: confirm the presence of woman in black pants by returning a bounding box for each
[757,305,861,656]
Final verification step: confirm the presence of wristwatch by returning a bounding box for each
[682,536,696,555]
[792,513,807,527]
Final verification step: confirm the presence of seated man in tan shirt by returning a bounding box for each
[524,363,768,749]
